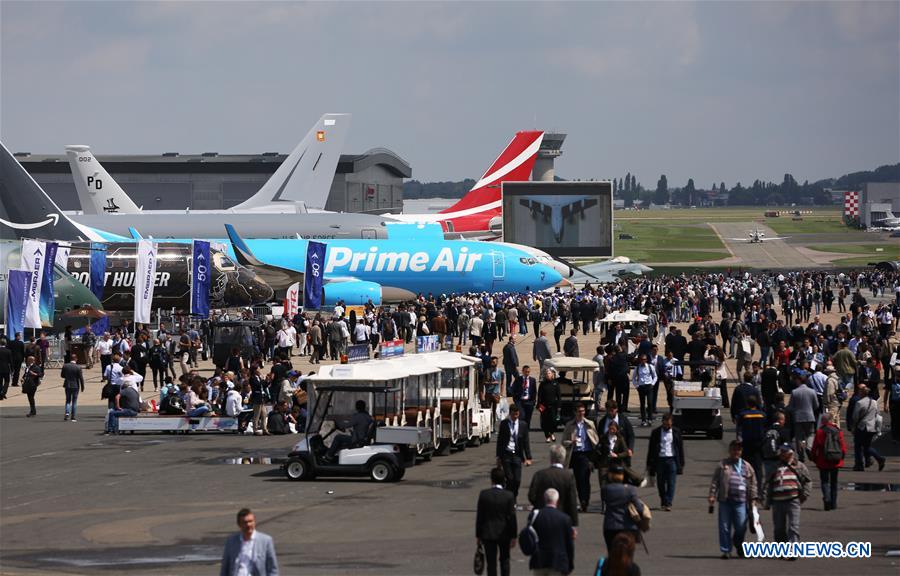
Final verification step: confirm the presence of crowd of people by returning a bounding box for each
[1,266,898,574]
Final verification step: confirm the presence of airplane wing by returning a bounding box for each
[561,197,598,219]
[519,199,552,218]
[763,236,790,241]
[727,237,751,242]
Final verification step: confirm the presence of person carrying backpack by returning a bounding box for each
[810,413,846,511]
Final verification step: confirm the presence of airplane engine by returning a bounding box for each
[488,216,502,233]
[322,280,383,306]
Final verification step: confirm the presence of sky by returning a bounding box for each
[2,1,898,188]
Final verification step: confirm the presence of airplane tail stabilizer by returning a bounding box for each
[0,141,108,242]
[440,130,543,215]
[65,145,142,215]
[232,113,351,211]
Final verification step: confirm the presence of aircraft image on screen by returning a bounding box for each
[728,227,789,243]
[518,195,599,243]
[502,181,612,257]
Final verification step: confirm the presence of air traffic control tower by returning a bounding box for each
[532,132,566,181]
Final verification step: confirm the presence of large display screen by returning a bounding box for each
[502,181,613,257]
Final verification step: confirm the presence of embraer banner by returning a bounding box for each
[190,240,210,318]
[20,239,45,330]
[304,241,326,310]
[5,270,30,339]
[134,240,157,325]
[39,242,58,327]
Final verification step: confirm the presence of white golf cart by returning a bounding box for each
[384,354,441,460]
[542,355,600,421]
[283,362,430,483]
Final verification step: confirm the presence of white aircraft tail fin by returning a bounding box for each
[232,113,351,211]
[65,145,142,215]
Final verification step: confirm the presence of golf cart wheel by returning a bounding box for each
[369,460,396,483]
[395,467,406,481]
[284,457,313,481]
[435,439,451,456]
[708,428,724,440]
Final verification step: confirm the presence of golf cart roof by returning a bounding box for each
[386,355,441,376]
[543,356,600,371]
[312,382,402,393]
[420,351,480,369]
[311,361,408,382]
[600,310,648,323]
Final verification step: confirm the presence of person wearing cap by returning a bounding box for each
[822,364,843,428]
[763,443,811,547]
[708,440,758,559]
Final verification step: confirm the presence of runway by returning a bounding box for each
[711,221,821,269]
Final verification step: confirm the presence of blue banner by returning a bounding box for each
[346,343,370,363]
[303,241,326,310]
[5,270,30,339]
[39,242,58,327]
[89,243,106,301]
[191,240,211,317]
[416,335,440,353]
[89,244,108,334]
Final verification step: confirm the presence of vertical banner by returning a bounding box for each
[5,270,30,339]
[303,241,326,310]
[89,244,107,300]
[20,239,46,330]
[55,244,71,271]
[190,240,211,318]
[134,239,157,325]
[284,282,301,318]
[39,242,58,327]
[89,243,108,333]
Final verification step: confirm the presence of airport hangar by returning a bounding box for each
[16,148,411,214]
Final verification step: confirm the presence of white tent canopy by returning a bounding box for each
[600,310,648,323]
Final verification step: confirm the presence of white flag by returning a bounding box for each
[20,239,46,329]
[55,245,71,271]
[134,239,158,325]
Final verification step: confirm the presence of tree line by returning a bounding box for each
[404,163,899,206]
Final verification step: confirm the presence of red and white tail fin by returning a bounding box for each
[440,130,544,215]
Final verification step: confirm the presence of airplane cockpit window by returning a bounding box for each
[213,252,236,271]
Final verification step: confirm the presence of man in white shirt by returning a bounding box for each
[276,325,295,357]
[220,508,279,576]
[632,354,658,427]
[98,333,114,382]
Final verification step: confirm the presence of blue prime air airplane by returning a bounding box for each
[1,142,572,306]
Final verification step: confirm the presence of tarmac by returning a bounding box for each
[2,307,899,575]
[710,222,825,270]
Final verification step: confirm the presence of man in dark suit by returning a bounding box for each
[8,332,25,387]
[528,445,579,529]
[532,331,552,370]
[502,336,519,392]
[0,338,12,400]
[730,372,762,423]
[475,467,518,576]
[510,365,538,427]
[646,413,685,510]
[528,488,575,575]
[60,354,85,421]
[563,329,579,358]
[495,404,532,501]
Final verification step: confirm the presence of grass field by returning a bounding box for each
[807,243,900,266]
[613,219,728,263]
[608,206,887,267]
